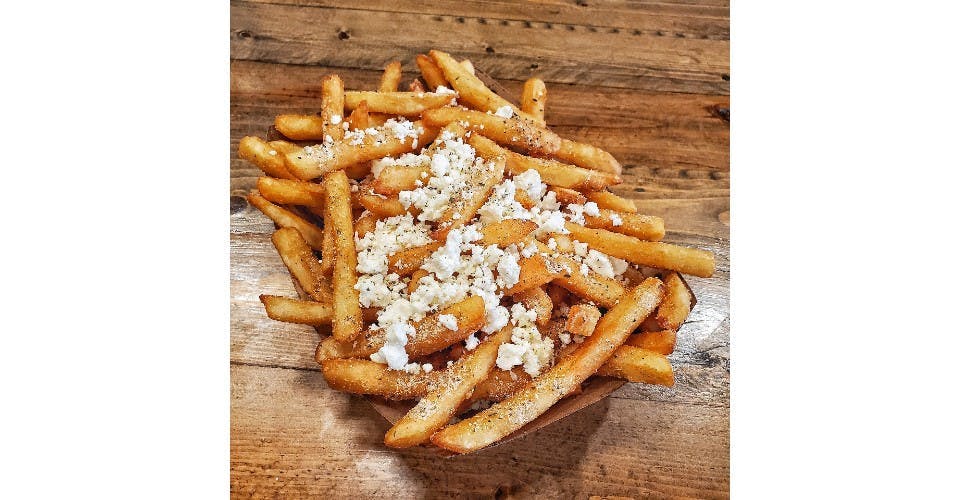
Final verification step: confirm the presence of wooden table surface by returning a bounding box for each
[230,1,729,497]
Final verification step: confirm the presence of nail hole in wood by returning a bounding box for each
[337,29,350,40]
[237,30,251,39]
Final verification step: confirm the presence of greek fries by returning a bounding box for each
[431,278,664,453]
[239,52,716,454]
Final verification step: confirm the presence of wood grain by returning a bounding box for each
[231,0,729,497]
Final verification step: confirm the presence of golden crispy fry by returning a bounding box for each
[379,61,402,92]
[387,241,443,276]
[247,192,325,250]
[274,114,326,141]
[321,74,346,141]
[515,286,553,328]
[259,295,332,325]
[407,268,430,295]
[583,209,666,242]
[318,200,336,276]
[343,161,373,180]
[424,107,560,156]
[267,140,300,155]
[321,358,440,400]
[354,210,380,239]
[625,330,676,355]
[521,77,547,123]
[565,223,715,278]
[431,278,664,453]
[459,59,475,76]
[344,91,455,116]
[503,255,563,296]
[620,265,648,288]
[479,219,538,247]
[385,326,511,448]
[565,303,602,336]
[468,134,620,191]
[347,100,371,131]
[468,367,532,404]
[284,122,438,180]
[315,335,353,362]
[538,246,627,308]
[549,186,587,205]
[271,227,329,302]
[586,190,637,213]
[416,53,449,90]
[350,296,486,359]
[409,79,426,93]
[357,189,409,218]
[655,271,693,330]
[596,345,674,387]
[513,188,537,209]
[432,153,506,241]
[372,164,431,195]
[551,138,622,175]
[429,50,517,114]
[238,136,296,179]
[324,170,363,342]
[257,177,326,208]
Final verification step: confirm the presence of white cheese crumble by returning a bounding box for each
[438,314,458,331]
[464,333,480,351]
[494,304,554,376]
[583,201,600,217]
[330,114,342,125]
[494,105,514,118]
[610,212,623,226]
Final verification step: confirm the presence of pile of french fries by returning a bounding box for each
[239,50,715,453]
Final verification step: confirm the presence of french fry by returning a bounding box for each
[385,326,512,448]
[344,161,373,180]
[431,278,664,453]
[271,227,328,302]
[468,367,532,404]
[503,255,563,296]
[321,358,439,400]
[429,50,517,115]
[515,286,553,328]
[540,247,627,308]
[546,284,570,308]
[596,345,674,387]
[459,58,475,76]
[479,219,538,247]
[416,53,449,90]
[583,209,666,242]
[247,192,325,250]
[655,272,693,330]
[625,330,676,356]
[238,136,296,179]
[549,186,587,205]
[585,190,637,213]
[274,114,326,141]
[565,303,602,336]
[514,188,537,209]
[284,122,437,180]
[521,77,547,123]
[378,61,402,92]
[565,223,716,278]
[354,210,380,239]
[432,154,505,241]
[345,91,455,116]
[388,241,443,277]
[372,164,431,195]
[347,100,371,130]
[319,200,336,276]
[357,189,410,218]
[324,170,363,342]
[320,74,346,141]
[257,177,325,208]
[468,134,620,191]
[267,140,300,155]
[407,268,430,295]
[259,295,332,326]
[315,335,353,362]
[551,138,622,175]
[424,107,560,156]
[351,296,485,358]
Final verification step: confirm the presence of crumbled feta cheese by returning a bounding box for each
[330,114,342,125]
[435,85,457,96]
[494,105,514,118]
[494,304,554,376]
[572,240,589,257]
[585,249,616,278]
[438,314,458,331]
[610,256,629,275]
[513,169,547,200]
[464,333,480,351]
[610,212,623,226]
[268,150,277,156]
[583,201,600,217]
[495,247,521,288]
[496,343,525,370]
[422,363,434,373]
[559,332,572,345]
[565,204,587,225]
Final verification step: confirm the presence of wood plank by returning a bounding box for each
[239,0,730,39]
[230,1,729,94]
[231,363,730,498]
